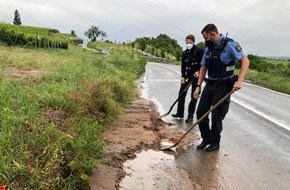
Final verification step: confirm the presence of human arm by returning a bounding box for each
[193,48,205,78]
[226,41,250,91]
[234,55,250,91]
[181,51,186,78]
[180,52,186,84]
[193,65,207,99]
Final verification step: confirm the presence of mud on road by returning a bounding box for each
[89,91,199,190]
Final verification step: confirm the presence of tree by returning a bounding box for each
[139,38,147,52]
[13,9,22,25]
[196,41,206,51]
[71,30,77,37]
[133,34,183,61]
[131,41,135,49]
[84,26,107,42]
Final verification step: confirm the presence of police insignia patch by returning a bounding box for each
[235,44,242,52]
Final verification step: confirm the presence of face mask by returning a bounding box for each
[205,40,214,48]
[186,43,193,50]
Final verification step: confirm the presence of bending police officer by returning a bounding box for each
[193,24,250,152]
[172,34,204,123]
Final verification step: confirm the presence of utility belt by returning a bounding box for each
[204,75,238,86]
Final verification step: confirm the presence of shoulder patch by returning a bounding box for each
[235,44,242,52]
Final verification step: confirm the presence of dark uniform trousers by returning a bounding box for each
[176,77,198,117]
[196,83,230,144]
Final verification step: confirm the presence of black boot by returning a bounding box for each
[185,115,193,123]
[196,140,210,149]
[171,113,184,118]
[205,143,220,152]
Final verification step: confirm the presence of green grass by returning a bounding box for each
[239,55,290,94]
[0,43,146,189]
[244,69,290,94]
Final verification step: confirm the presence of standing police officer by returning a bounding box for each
[193,24,250,151]
[172,34,204,123]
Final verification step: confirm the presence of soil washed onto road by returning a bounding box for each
[89,89,200,190]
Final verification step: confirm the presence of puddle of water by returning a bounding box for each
[119,150,176,190]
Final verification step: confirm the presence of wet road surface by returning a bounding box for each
[120,62,290,190]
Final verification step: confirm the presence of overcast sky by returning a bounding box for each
[0,0,290,56]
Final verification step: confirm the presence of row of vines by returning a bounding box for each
[0,24,68,49]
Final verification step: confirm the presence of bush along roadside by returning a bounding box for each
[0,44,146,189]
[235,54,290,94]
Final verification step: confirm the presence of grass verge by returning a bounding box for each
[0,43,146,189]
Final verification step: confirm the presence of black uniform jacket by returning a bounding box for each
[181,46,204,79]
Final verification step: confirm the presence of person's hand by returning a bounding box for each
[180,77,186,84]
[194,71,199,78]
[193,87,200,99]
[233,81,243,91]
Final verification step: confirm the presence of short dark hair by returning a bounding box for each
[201,24,219,34]
[185,34,195,42]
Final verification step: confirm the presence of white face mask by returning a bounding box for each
[186,43,193,50]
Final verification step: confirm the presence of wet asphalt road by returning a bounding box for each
[142,62,290,190]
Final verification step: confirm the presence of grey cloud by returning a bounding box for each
[0,0,290,56]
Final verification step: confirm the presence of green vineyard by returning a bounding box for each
[0,23,82,49]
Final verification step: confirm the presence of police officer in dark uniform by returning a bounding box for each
[172,34,204,123]
[193,24,250,151]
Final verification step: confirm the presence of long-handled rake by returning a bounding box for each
[161,88,235,151]
[159,79,194,119]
